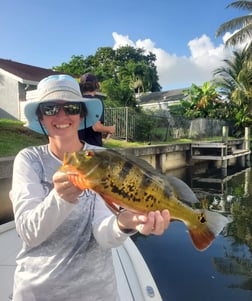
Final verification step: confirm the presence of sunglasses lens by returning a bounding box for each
[63,103,81,115]
[40,102,81,116]
[40,103,59,116]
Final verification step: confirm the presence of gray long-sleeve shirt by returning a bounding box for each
[10,144,130,301]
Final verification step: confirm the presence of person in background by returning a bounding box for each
[78,73,115,146]
[10,74,170,301]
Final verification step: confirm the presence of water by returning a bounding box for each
[133,163,252,301]
[1,162,252,300]
[0,177,13,224]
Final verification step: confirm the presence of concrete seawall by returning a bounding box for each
[118,143,192,172]
[0,144,192,179]
[0,156,15,179]
[1,139,249,178]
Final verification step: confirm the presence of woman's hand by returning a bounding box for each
[53,171,82,203]
[117,209,170,236]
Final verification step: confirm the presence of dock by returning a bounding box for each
[190,126,251,170]
[191,142,251,161]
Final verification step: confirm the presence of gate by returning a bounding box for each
[104,107,135,141]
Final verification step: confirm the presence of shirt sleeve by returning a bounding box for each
[10,150,76,248]
[92,193,134,248]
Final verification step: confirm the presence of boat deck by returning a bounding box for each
[0,221,162,301]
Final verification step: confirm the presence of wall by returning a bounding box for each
[0,73,21,119]
[118,143,191,172]
[1,140,248,179]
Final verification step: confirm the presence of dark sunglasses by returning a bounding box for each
[39,102,82,116]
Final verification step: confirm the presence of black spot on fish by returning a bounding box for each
[109,182,142,204]
[141,173,153,188]
[198,212,207,224]
[144,194,157,208]
[163,183,172,197]
[119,161,133,180]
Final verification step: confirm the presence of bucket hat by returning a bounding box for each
[24,74,103,134]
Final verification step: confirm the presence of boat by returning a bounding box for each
[0,221,162,301]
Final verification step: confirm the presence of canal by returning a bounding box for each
[133,162,252,301]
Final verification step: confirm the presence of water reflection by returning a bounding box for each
[0,177,13,224]
[133,163,252,301]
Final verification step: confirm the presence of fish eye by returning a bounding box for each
[84,150,95,158]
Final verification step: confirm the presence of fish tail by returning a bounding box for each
[188,210,229,251]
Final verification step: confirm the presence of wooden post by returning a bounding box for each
[157,153,166,173]
[245,127,250,166]
[221,126,228,170]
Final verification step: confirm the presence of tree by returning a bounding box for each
[53,46,161,108]
[213,48,248,99]
[216,1,252,47]
[53,55,86,76]
[213,46,252,122]
[180,82,223,118]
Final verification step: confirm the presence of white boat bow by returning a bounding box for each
[0,221,162,301]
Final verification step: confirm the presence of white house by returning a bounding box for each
[0,59,61,121]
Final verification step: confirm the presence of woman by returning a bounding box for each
[10,74,170,301]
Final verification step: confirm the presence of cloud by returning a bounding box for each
[112,32,233,90]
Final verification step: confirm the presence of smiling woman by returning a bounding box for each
[24,75,103,136]
[8,74,171,301]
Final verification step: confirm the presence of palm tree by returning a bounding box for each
[213,48,248,100]
[216,1,252,47]
[214,46,252,127]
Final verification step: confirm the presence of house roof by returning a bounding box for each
[138,89,186,104]
[0,58,62,84]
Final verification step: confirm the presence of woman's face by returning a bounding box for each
[39,101,82,138]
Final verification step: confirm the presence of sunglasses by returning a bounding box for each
[39,102,82,116]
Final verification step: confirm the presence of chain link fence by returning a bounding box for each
[105,107,232,142]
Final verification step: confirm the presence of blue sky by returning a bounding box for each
[0,0,248,90]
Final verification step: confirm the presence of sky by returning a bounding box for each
[0,0,249,90]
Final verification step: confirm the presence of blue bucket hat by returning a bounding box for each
[24,74,103,134]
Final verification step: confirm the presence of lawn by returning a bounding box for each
[0,119,152,156]
[1,119,249,157]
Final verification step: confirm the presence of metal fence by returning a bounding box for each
[104,107,232,142]
[104,107,135,141]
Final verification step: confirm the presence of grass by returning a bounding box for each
[0,119,151,157]
[0,118,250,157]
[0,119,48,156]
[0,119,189,157]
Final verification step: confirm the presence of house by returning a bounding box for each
[137,89,186,111]
[0,59,62,121]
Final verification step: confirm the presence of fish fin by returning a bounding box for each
[166,175,199,204]
[68,173,89,190]
[188,210,230,251]
[60,164,90,190]
[100,193,121,214]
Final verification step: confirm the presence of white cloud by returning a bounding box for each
[112,32,234,90]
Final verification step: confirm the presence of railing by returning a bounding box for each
[105,107,135,141]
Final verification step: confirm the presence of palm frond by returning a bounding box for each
[227,0,252,11]
[216,15,252,37]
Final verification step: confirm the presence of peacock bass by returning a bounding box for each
[59,149,229,251]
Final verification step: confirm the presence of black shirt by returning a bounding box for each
[78,95,104,146]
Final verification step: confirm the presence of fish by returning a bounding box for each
[59,149,230,251]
